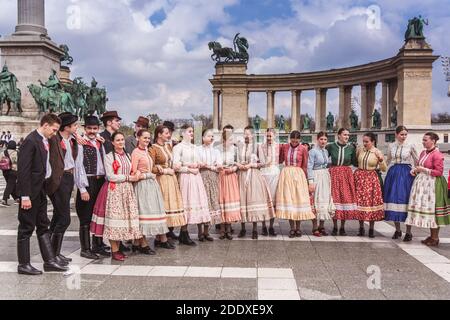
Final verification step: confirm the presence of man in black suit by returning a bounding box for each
[17,114,69,275]
[99,111,121,154]
[47,112,82,267]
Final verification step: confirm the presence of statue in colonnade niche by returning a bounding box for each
[253,114,261,131]
[326,112,334,131]
[276,115,285,132]
[303,113,311,131]
[372,109,382,129]
[390,108,398,128]
[349,109,359,131]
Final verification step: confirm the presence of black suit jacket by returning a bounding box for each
[17,130,48,200]
[46,132,79,196]
[100,130,113,154]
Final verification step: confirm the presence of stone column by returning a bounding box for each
[291,90,300,131]
[266,90,275,128]
[361,83,376,130]
[15,0,47,35]
[381,81,389,129]
[338,86,352,128]
[388,80,398,128]
[213,90,220,131]
[315,88,327,132]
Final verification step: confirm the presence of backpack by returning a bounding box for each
[0,151,11,171]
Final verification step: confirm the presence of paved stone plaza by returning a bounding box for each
[0,157,448,300]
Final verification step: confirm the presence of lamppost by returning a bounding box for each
[442,56,450,97]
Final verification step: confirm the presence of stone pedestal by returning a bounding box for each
[0,34,64,119]
[214,62,248,132]
[396,39,438,130]
[60,65,72,85]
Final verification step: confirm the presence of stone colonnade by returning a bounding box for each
[210,39,438,134]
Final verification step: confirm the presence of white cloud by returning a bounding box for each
[0,0,448,124]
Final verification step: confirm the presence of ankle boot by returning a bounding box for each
[17,238,42,275]
[79,225,99,260]
[37,234,68,272]
[179,230,197,246]
[166,227,179,240]
[92,236,111,257]
[50,233,70,265]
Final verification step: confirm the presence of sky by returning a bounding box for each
[0,0,449,124]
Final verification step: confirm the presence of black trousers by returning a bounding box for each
[49,172,74,234]
[76,176,105,226]
[17,190,50,240]
[3,170,18,201]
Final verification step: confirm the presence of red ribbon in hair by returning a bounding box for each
[109,159,121,191]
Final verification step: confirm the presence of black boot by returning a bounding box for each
[179,230,196,246]
[79,225,99,260]
[17,238,42,276]
[166,227,179,240]
[92,236,111,257]
[119,241,131,253]
[50,233,70,266]
[37,233,68,272]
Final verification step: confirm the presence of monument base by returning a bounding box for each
[0,116,39,140]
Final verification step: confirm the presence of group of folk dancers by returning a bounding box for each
[15,110,450,275]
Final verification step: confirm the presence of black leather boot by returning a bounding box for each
[38,233,68,272]
[179,230,197,246]
[92,236,111,257]
[166,227,179,240]
[50,233,70,266]
[79,225,99,260]
[17,238,42,275]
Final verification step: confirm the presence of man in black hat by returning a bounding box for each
[17,114,68,275]
[75,115,110,259]
[100,111,121,154]
[125,116,150,154]
[47,112,84,267]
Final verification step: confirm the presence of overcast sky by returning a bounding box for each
[0,0,449,124]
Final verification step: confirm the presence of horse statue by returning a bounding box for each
[59,44,74,65]
[65,77,89,118]
[208,41,235,62]
[86,78,108,116]
[0,64,23,115]
[28,83,75,114]
[0,86,22,115]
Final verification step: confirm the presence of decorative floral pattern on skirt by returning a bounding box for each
[329,166,358,220]
[238,168,274,223]
[354,169,384,221]
[103,182,142,241]
[406,173,450,228]
[200,169,222,225]
[275,166,315,221]
[178,172,212,225]
[134,177,169,236]
[218,171,241,223]
[156,174,186,228]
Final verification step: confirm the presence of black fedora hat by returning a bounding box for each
[100,111,122,122]
[84,115,101,127]
[58,112,78,130]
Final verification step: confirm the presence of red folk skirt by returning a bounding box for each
[90,181,109,237]
[354,169,384,221]
[329,166,358,220]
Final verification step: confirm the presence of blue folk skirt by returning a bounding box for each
[383,164,415,222]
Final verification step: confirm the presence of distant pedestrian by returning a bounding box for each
[1,140,19,206]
